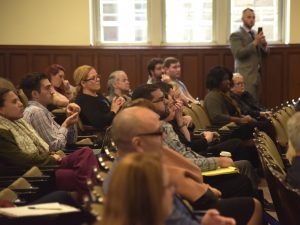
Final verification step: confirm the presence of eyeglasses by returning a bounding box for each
[84,75,101,82]
[135,130,163,137]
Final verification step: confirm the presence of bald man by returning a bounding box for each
[103,106,262,225]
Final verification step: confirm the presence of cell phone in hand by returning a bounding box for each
[258,27,263,34]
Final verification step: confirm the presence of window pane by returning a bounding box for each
[165,0,213,43]
[231,0,280,42]
[100,0,148,43]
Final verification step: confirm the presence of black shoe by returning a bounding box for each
[263,198,275,211]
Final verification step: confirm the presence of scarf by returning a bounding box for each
[220,91,242,116]
[0,115,49,155]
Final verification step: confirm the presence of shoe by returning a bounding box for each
[263,198,275,212]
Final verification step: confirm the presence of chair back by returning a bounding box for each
[190,103,212,128]
[269,116,288,147]
[182,106,202,129]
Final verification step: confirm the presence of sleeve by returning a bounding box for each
[24,108,68,151]
[204,93,230,125]
[0,129,57,167]
[66,124,78,145]
[229,32,257,60]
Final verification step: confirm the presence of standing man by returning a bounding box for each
[229,8,269,101]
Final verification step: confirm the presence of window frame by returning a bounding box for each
[92,0,286,46]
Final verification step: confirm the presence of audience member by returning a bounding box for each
[163,57,197,103]
[73,65,125,130]
[106,70,131,102]
[231,73,272,119]
[45,64,73,107]
[147,57,164,84]
[0,87,98,197]
[204,65,275,144]
[286,112,300,189]
[0,77,16,91]
[229,8,269,101]
[20,73,78,151]
[103,106,262,225]
[132,83,258,192]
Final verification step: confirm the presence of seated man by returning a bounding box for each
[0,88,98,197]
[286,112,300,189]
[146,58,164,84]
[20,73,79,151]
[132,83,258,194]
[103,106,262,225]
[106,70,131,102]
[230,73,272,119]
[163,57,197,103]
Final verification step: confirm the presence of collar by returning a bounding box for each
[241,25,252,33]
[27,101,49,114]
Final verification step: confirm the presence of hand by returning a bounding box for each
[254,32,267,46]
[209,187,222,198]
[51,154,63,162]
[111,96,125,113]
[63,80,71,91]
[66,103,80,116]
[217,157,234,168]
[202,209,236,225]
[161,74,171,83]
[260,111,272,117]
[240,115,255,123]
[182,115,193,127]
[202,131,214,143]
[62,112,79,128]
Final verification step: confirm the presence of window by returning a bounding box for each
[99,0,148,43]
[93,0,285,45]
[231,0,282,42]
[165,0,213,43]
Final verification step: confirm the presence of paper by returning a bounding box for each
[0,202,80,217]
[202,166,239,176]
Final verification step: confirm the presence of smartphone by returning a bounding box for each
[258,27,263,34]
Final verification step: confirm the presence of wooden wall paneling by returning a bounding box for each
[0,54,5,77]
[31,54,51,73]
[140,54,158,84]
[97,54,118,94]
[181,54,199,98]
[53,54,73,82]
[76,53,95,69]
[287,52,300,100]
[223,53,234,71]
[262,53,285,107]
[9,53,28,85]
[119,54,140,90]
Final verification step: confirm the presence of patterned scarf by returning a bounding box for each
[0,115,49,154]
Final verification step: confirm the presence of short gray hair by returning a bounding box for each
[107,70,124,96]
[287,112,300,152]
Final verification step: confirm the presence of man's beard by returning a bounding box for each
[159,108,170,120]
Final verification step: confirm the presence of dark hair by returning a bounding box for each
[147,58,163,76]
[155,81,172,96]
[45,64,66,94]
[123,98,156,112]
[0,88,11,107]
[163,57,179,68]
[19,72,48,100]
[132,84,160,101]
[206,66,233,90]
[242,8,254,15]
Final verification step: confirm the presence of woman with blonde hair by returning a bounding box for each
[101,152,174,225]
[73,65,124,130]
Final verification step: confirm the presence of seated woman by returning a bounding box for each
[203,66,275,142]
[106,70,131,103]
[73,65,125,130]
[45,64,73,108]
[0,88,99,198]
[230,73,272,119]
[101,152,236,225]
